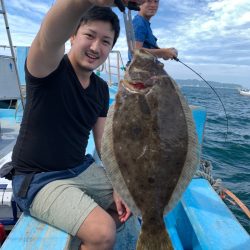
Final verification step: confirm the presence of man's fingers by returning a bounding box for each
[119,210,131,222]
[113,191,132,222]
[114,196,125,216]
[171,48,178,57]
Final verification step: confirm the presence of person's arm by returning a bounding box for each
[28,0,126,78]
[93,117,132,222]
[93,117,106,159]
[27,0,94,78]
[28,0,145,78]
[134,41,178,60]
[113,191,131,223]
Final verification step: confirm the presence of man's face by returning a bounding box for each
[70,20,115,72]
[140,0,159,20]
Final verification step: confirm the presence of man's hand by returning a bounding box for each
[160,48,178,60]
[123,0,146,6]
[87,0,114,6]
[113,191,131,223]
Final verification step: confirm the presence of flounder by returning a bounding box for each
[101,49,199,250]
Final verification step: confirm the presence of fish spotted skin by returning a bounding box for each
[101,49,199,250]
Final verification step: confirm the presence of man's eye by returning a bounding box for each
[103,40,111,46]
[85,33,93,38]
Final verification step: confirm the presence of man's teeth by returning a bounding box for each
[87,53,98,59]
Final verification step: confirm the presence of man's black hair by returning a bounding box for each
[75,6,120,47]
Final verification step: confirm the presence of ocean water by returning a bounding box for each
[181,86,250,233]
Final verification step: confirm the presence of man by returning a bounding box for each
[10,1,143,249]
[129,0,178,62]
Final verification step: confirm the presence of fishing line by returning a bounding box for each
[174,57,229,141]
[142,41,229,140]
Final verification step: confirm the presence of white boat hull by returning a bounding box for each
[239,90,250,96]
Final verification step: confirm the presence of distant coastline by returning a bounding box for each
[175,79,242,89]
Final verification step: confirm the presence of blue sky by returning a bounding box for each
[1,0,250,87]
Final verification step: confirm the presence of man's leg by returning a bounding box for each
[77,206,116,250]
[30,163,117,249]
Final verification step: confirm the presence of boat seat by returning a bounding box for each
[1,213,141,250]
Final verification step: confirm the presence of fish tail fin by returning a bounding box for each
[136,227,174,250]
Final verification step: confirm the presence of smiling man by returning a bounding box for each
[8,1,144,250]
[68,14,117,88]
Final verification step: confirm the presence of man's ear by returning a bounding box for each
[70,35,75,46]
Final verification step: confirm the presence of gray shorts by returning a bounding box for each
[30,162,114,236]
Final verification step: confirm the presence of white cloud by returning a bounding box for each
[6,13,40,45]
[7,0,51,15]
[1,0,250,87]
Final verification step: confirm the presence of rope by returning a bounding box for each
[222,189,250,219]
[195,159,250,219]
[194,159,223,194]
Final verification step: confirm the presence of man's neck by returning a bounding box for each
[74,68,91,89]
[68,53,92,89]
[139,12,152,21]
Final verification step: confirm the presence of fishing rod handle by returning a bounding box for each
[114,0,125,12]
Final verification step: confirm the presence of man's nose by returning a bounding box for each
[90,39,100,51]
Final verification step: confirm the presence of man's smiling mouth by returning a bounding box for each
[86,52,99,60]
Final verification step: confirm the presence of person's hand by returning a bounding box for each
[122,0,146,6]
[161,48,178,60]
[113,191,131,223]
[87,0,115,6]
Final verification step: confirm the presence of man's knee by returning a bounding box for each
[89,221,116,247]
[77,207,116,249]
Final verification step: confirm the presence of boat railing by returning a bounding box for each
[0,45,25,121]
[1,46,126,121]
[97,50,126,86]
[0,0,25,110]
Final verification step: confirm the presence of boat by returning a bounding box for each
[1,45,250,249]
[239,88,250,96]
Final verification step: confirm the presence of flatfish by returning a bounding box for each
[101,49,199,250]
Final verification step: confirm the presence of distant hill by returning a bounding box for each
[175,79,242,89]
